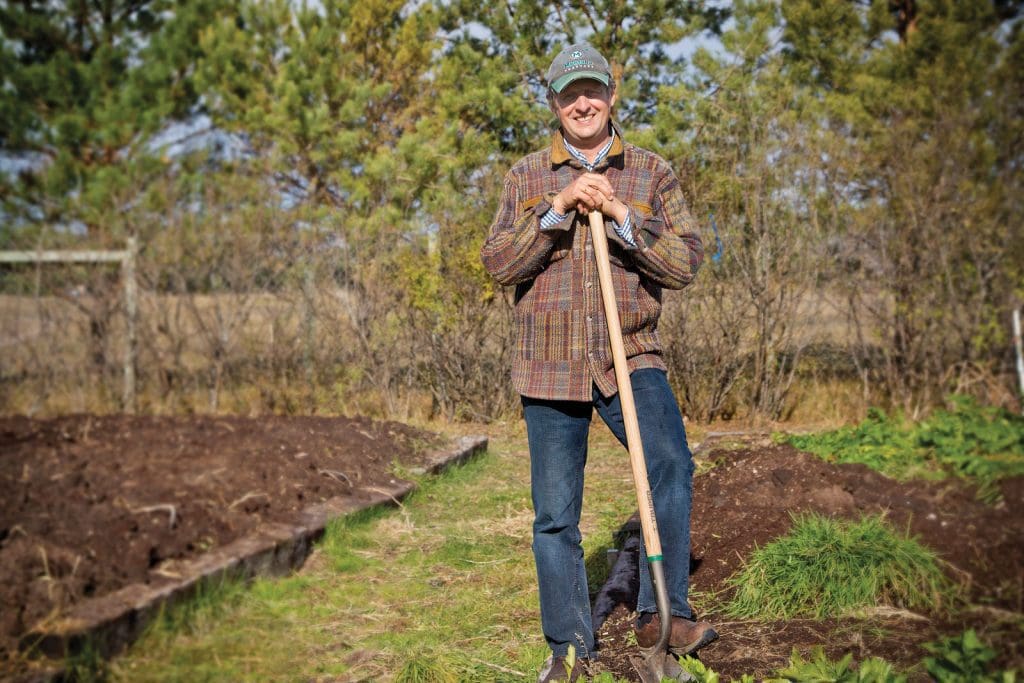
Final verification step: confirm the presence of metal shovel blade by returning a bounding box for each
[631,646,694,682]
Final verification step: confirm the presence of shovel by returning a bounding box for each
[587,210,691,683]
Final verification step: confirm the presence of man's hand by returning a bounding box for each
[553,173,628,225]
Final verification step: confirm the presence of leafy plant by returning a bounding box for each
[767,646,906,683]
[678,654,757,682]
[783,397,1024,500]
[725,513,960,619]
[924,629,1018,683]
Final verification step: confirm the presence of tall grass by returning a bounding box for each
[725,513,960,620]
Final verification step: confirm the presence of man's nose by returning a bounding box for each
[572,95,592,109]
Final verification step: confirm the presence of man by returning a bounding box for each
[480,43,717,682]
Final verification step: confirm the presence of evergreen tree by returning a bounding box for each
[0,0,224,242]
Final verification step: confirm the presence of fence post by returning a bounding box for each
[122,236,138,414]
[1014,308,1024,413]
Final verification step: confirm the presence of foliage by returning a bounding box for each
[647,0,825,421]
[2,0,1022,420]
[784,396,1024,499]
[767,646,906,683]
[0,1,224,234]
[725,513,960,620]
[780,0,1024,411]
[924,629,1018,683]
[678,653,756,683]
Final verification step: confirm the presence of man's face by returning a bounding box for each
[550,78,616,150]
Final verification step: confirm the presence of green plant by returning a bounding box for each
[783,397,1024,501]
[394,651,461,683]
[676,655,720,682]
[725,513,960,619]
[924,629,1018,683]
[767,646,906,682]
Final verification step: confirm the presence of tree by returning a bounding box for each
[0,1,222,239]
[781,0,1024,411]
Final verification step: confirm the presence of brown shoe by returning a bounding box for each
[537,655,583,682]
[634,615,719,656]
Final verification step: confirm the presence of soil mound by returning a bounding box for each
[593,439,1024,681]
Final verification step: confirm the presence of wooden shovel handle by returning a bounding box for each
[587,210,663,561]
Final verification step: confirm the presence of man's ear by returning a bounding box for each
[609,85,617,108]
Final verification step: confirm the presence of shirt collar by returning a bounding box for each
[564,129,614,171]
[550,122,625,169]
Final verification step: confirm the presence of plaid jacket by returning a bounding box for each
[481,125,704,401]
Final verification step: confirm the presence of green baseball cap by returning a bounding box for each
[546,43,612,93]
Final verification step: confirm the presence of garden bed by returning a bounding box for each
[592,438,1024,681]
[0,414,482,679]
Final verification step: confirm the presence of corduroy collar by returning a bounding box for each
[550,122,625,169]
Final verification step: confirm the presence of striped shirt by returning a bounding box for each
[481,123,704,401]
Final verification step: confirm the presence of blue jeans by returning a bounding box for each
[522,368,695,660]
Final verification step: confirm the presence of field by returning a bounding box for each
[2,415,1022,681]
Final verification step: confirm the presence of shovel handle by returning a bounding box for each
[587,210,663,559]
[588,210,672,656]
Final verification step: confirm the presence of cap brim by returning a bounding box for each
[550,71,610,93]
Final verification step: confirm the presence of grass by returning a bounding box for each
[108,423,642,682]
[725,513,961,620]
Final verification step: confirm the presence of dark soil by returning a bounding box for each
[0,413,445,671]
[2,421,1022,682]
[592,439,1024,682]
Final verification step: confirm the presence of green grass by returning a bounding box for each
[725,513,961,620]
[108,424,642,682]
[782,396,1024,501]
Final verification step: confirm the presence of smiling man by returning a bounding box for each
[481,43,716,682]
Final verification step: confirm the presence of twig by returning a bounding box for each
[228,491,268,509]
[468,657,527,677]
[363,486,405,507]
[151,566,183,579]
[844,605,929,621]
[131,503,178,528]
[38,545,50,580]
[319,469,352,486]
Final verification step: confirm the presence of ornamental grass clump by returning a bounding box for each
[725,513,960,620]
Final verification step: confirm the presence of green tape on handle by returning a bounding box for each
[647,554,663,562]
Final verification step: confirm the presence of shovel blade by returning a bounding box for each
[631,646,695,683]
